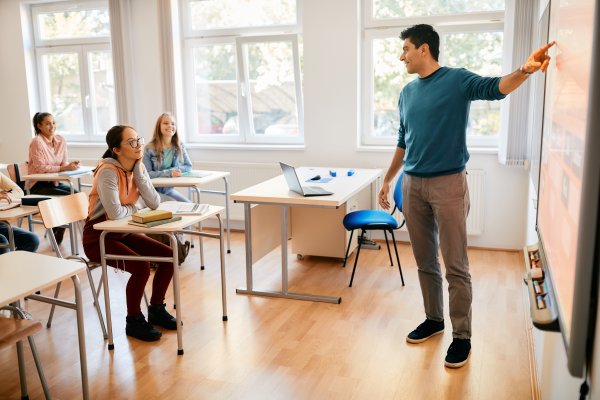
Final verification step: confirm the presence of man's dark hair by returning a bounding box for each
[400,24,440,61]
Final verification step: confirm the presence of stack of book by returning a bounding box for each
[128,209,182,227]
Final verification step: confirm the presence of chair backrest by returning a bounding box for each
[392,171,405,213]
[38,192,89,229]
[6,162,28,192]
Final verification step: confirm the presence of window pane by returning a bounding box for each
[37,8,110,40]
[193,44,238,135]
[372,38,415,138]
[190,0,296,30]
[244,41,299,136]
[444,31,503,137]
[41,53,84,135]
[89,51,116,135]
[373,0,504,19]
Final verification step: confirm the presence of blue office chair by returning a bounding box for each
[342,171,406,287]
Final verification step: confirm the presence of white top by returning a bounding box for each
[231,167,381,207]
[151,170,230,188]
[0,251,86,307]
[93,204,224,233]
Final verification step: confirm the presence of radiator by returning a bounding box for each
[191,162,484,235]
[385,169,485,236]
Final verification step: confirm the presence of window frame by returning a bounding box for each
[360,2,506,148]
[31,0,115,142]
[31,1,110,46]
[180,0,304,145]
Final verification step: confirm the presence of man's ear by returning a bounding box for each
[420,43,429,56]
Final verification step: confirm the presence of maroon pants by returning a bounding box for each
[83,233,174,317]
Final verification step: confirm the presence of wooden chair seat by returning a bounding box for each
[0,317,42,349]
[0,315,50,398]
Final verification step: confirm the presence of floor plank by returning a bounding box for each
[0,227,533,399]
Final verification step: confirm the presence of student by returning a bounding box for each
[27,112,81,243]
[143,113,193,202]
[82,125,178,342]
[378,24,554,368]
[0,172,40,254]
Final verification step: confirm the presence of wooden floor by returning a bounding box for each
[0,228,534,399]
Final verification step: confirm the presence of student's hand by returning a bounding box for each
[171,169,182,177]
[378,183,391,210]
[61,161,80,171]
[0,191,12,203]
[522,41,556,74]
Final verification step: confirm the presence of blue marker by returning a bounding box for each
[347,169,355,176]
[329,170,337,177]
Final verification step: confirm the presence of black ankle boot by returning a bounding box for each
[148,303,178,330]
[125,313,162,341]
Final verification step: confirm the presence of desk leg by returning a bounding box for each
[72,274,90,400]
[235,203,341,304]
[68,182,79,255]
[169,234,184,355]
[223,177,231,253]
[281,206,289,294]
[243,202,253,290]
[217,214,228,321]
[191,186,205,269]
[100,231,115,350]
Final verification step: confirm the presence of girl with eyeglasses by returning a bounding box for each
[82,125,178,342]
[142,113,193,202]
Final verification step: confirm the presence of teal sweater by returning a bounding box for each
[397,67,506,177]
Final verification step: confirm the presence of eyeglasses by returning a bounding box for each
[124,137,145,148]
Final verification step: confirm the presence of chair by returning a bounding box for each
[6,162,28,193]
[6,162,39,232]
[0,306,51,399]
[37,192,108,339]
[342,171,406,287]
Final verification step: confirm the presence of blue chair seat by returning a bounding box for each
[343,210,399,231]
[342,171,406,287]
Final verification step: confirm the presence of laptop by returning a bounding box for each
[279,162,333,197]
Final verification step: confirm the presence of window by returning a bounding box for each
[180,0,303,145]
[361,0,505,147]
[32,1,116,142]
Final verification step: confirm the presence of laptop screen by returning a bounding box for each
[279,162,304,195]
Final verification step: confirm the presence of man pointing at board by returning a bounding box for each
[378,23,555,368]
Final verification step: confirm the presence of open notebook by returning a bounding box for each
[0,202,20,211]
[139,202,211,215]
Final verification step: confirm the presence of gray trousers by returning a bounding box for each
[402,171,472,339]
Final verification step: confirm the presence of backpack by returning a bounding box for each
[146,233,191,265]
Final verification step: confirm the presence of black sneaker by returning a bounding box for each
[445,338,471,368]
[148,303,178,330]
[125,313,162,341]
[406,318,445,343]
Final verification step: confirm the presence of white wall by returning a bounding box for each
[0,0,527,251]
[0,0,529,249]
[3,0,595,396]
